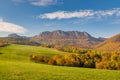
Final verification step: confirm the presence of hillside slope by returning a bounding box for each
[96,33,120,51]
[0,44,68,62]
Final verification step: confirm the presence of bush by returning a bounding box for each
[30,55,37,61]
[48,58,56,65]
[52,55,62,61]
[83,60,95,68]
[56,58,65,66]
[105,61,118,70]
[30,55,49,63]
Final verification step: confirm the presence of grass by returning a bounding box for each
[0,44,120,80]
[0,44,69,62]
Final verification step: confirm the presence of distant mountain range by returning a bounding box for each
[1,30,120,50]
[31,30,105,48]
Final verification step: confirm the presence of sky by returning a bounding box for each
[0,0,120,38]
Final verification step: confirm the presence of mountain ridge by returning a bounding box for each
[1,30,120,50]
[31,30,104,48]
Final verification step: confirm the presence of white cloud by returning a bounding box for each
[40,10,94,19]
[0,21,27,33]
[39,8,120,19]
[31,0,57,6]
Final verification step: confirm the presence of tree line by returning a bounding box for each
[30,50,120,70]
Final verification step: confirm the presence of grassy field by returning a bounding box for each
[0,44,120,80]
[0,44,69,62]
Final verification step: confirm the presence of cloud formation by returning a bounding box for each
[39,8,120,19]
[12,0,59,6]
[0,21,27,33]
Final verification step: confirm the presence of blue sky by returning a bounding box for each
[0,0,120,38]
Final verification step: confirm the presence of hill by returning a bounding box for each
[96,33,120,51]
[0,44,119,80]
[31,30,104,48]
[0,44,68,62]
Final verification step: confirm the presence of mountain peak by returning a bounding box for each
[8,33,29,40]
[31,30,103,48]
[8,33,20,38]
[38,30,94,39]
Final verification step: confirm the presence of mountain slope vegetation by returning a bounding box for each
[96,33,120,51]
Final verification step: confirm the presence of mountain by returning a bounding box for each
[96,33,120,51]
[8,33,29,40]
[5,33,40,46]
[31,30,104,48]
[1,31,120,50]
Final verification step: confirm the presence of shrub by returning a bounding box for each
[30,55,37,61]
[36,56,46,62]
[83,60,95,68]
[0,42,4,47]
[48,58,56,65]
[43,56,49,63]
[52,55,62,61]
[30,55,49,63]
[56,58,65,66]
[96,61,106,69]
[116,62,120,70]
[105,61,118,70]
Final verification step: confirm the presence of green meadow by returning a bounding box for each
[0,44,120,80]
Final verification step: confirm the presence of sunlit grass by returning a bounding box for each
[0,44,120,80]
[0,44,68,62]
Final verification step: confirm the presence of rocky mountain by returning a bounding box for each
[96,33,120,51]
[8,33,29,40]
[31,30,104,48]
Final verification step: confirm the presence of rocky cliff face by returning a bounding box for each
[38,30,93,39]
[31,30,104,48]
